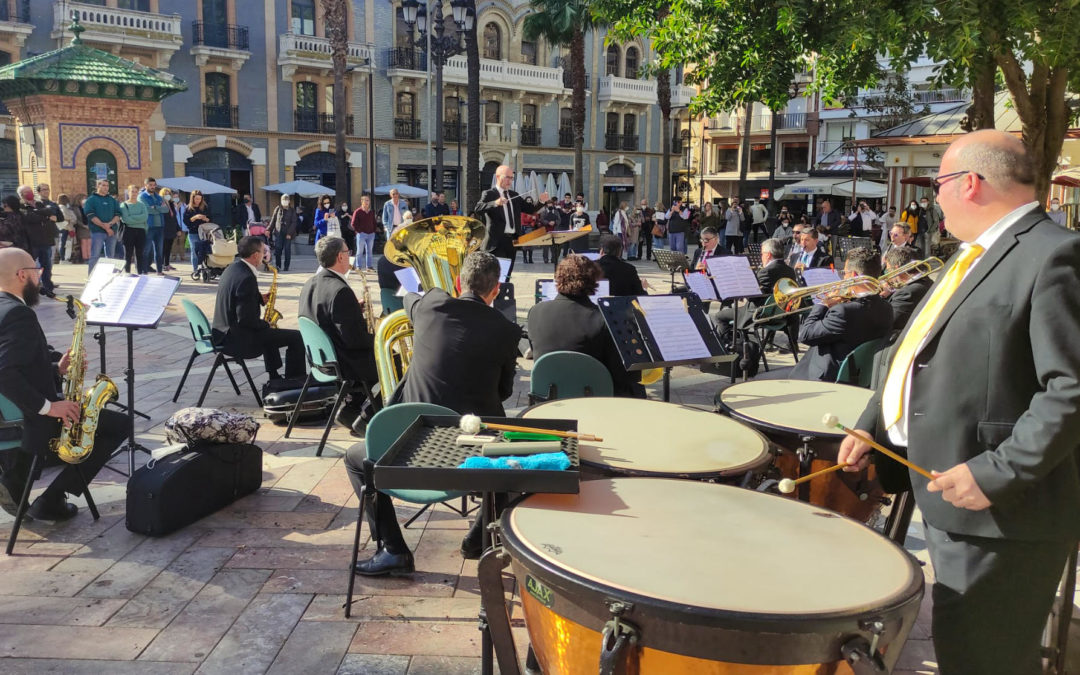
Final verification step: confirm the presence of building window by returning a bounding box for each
[521,40,537,66]
[559,107,573,147]
[606,44,620,77]
[521,104,539,145]
[716,145,738,173]
[483,23,501,60]
[117,0,150,9]
[623,114,636,137]
[397,92,415,118]
[296,81,317,113]
[781,142,809,173]
[625,47,639,79]
[522,104,537,128]
[445,96,460,122]
[205,73,230,106]
[395,8,413,48]
[485,100,500,124]
[395,93,420,139]
[204,73,235,128]
[397,167,428,189]
[292,0,316,36]
[749,143,772,173]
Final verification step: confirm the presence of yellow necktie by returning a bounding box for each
[882,244,985,429]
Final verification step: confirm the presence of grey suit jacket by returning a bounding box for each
[857,209,1080,541]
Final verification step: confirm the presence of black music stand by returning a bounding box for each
[653,249,690,292]
[599,294,732,401]
[704,256,769,382]
[835,236,872,265]
[744,244,762,269]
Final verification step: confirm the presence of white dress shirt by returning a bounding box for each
[499,189,514,234]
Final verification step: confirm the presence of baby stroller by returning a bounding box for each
[193,222,238,283]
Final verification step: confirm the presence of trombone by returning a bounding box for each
[751,276,884,324]
[879,257,943,290]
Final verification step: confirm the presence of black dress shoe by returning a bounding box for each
[28,495,78,522]
[336,405,361,429]
[460,539,483,560]
[353,548,414,577]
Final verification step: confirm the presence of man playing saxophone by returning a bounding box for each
[299,237,380,434]
[0,248,126,521]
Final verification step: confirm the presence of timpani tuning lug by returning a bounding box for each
[840,637,888,675]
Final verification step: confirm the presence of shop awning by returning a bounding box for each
[774,177,887,199]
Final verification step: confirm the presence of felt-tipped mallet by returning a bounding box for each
[459,414,603,442]
[821,413,934,480]
[777,463,850,494]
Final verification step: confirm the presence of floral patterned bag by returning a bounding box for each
[165,408,258,446]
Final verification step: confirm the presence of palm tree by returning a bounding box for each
[524,0,601,197]
[322,0,349,200]
[656,6,672,205]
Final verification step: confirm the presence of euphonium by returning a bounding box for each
[263,264,282,328]
[51,297,118,465]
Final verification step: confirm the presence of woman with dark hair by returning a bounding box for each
[183,190,212,271]
[526,255,644,397]
[314,194,340,243]
[159,188,180,271]
[72,193,91,263]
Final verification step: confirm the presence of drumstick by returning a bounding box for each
[821,414,933,480]
[459,414,602,442]
[777,463,848,494]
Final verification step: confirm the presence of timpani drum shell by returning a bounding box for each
[500,479,924,671]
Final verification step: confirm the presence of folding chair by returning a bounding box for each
[173,299,262,407]
[529,351,614,405]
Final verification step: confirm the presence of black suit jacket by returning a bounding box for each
[755,260,798,299]
[401,289,521,416]
[689,246,722,270]
[474,188,540,255]
[857,210,1080,541]
[887,276,932,332]
[233,202,262,228]
[298,268,377,384]
[0,292,62,452]
[212,261,269,357]
[790,295,893,382]
[597,255,645,296]
[527,294,643,397]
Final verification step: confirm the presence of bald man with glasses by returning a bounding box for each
[474,164,548,277]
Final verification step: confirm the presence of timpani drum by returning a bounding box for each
[522,397,771,483]
[718,380,885,523]
[501,478,924,674]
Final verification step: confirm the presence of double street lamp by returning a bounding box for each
[400,0,474,198]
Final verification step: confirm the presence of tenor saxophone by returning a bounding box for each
[357,268,377,334]
[51,297,119,464]
[263,264,282,328]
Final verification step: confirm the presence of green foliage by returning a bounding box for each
[522,0,600,46]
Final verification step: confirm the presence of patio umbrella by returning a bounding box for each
[558,172,572,200]
[156,176,236,195]
[261,180,335,198]
[529,170,541,200]
[514,172,528,196]
[545,173,557,199]
[373,184,428,198]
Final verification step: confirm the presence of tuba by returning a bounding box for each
[263,264,282,328]
[374,215,486,400]
[52,296,119,464]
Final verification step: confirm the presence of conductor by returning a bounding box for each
[473,165,548,276]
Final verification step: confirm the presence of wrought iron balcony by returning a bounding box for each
[294,111,354,135]
[192,21,249,51]
[443,121,463,143]
[203,103,238,129]
[0,0,30,23]
[558,126,573,148]
[520,126,540,146]
[387,47,427,72]
[395,117,421,140]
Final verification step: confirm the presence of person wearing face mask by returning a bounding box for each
[314,195,341,244]
[159,188,180,272]
[899,199,924,253]
[1048,198,1066,227]
[336,201,353,253]
[267,194,298,271]
[232,193,262,233]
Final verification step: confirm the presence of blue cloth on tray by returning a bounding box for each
[459,452,570,471]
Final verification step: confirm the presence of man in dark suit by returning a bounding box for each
[349,252,521,576]
[473,164,548,277]
[211,236,304,380]
[880,222,920,268]
[298,236,379,431]
[0,248,126,521]
[596,235,646,296]
[787,228,833,270]
[232,194,262,231]
[816,199,841,233]
[528,255,643,398]
[712,238,797,330]
[839,131,1080,675]
[689,226,722,271]
[881,244,932,333]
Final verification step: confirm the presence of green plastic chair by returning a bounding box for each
[344,402,467,617]
[380,288,404,315]
[529,351,614,404]
[836,338,888,388]
[173,299,262,407]
[750,296,802,370]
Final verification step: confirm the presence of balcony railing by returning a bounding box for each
[395,117,421,140]
[621,134,639,151]
[278,33,373,78]
[670,83,696,108]
[203,103,238,129]
[56,2,183,51]
[750,112,807,131]
[0,0,30,23]
[443,121,463,142]
[320,113,353,135]
[443,56,565,96]
[604,134,639,151]
[840,87,968,109]
[192,21,249,51]
[558,126,573,148]
[387,47,427,71]
[520,126,540,146]
[295,111,354,134]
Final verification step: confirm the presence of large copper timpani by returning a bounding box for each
[522,397,771,483]
[501,478,924,674]
[717,380,886,523]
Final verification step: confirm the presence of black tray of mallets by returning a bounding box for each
[374,415,580,495]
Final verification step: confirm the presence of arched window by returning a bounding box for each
[483,23,501,60]
[397,92,415,119]
[605,44,620,77]
[625,47,639,79]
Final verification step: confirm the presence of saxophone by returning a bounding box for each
[51,297,119,464]
[263,264,282,328]
[357,268,377,334]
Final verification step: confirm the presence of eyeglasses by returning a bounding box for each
[18,265,42,274]
[932,170,984,195]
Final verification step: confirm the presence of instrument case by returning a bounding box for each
[126,442,263,536]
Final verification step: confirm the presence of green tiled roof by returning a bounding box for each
[0,22,186,102]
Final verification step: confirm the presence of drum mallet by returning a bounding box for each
[777,463,849,494]
[460,414,603,442]
[821,413,934,480]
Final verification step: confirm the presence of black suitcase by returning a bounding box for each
[263,384,339,424]
[126,443,263,536]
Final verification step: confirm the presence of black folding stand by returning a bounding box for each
[88,323,153,476]
[599,294,733,401]
[94,326,150,422]
[653,249,690,292]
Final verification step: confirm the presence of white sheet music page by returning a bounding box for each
[801,267,841,304]
[705,256,762,300]
[394,268,422,295]
[683,271,718,301]
[636,295,710,362]
[85,275,139,324]
[117,276,180,326]
[540,279,609,304]
[81,259,123,305]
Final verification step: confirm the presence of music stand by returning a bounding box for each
[653,249,690,292]
[86,273,181,475]
[744,244,762,269]
[705,256,768,382]
[835,236,872,265]
[599,294,732,401]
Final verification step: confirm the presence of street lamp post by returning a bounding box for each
[699,119,710,208]
[401,0,472,197]
[682,126,691,202]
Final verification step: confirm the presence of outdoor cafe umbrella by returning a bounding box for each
[373,183,428,198]
[156,176,236,195]
[261,180,335,198]
[558,173,572,200]
[545,173,558,199]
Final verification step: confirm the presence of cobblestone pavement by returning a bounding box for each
[0,242,1048,674]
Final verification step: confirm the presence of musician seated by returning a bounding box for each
[758,246,892,382]
[880,245,932,334]
[299,236,380,433]
[787,228,833,270]
[689,227,722,271]
[211,236,304,381]
[345,252,522,576]
[527,255,645,398]
[0,248,126,521]
[712,238,798,331]
[597,235,647,296]
[880,222,920,265]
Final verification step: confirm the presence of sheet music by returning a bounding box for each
[539,279,609,304]
[394,268,422,294]
[80,258,124,305]
[802,267,840,304]
[683,271,718,301]
[496,257,511,282]
[636,295,710,362]
[117,276,180,326]
[86,275,138,324]
[705,256,763,300]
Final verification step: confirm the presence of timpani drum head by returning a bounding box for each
[719,380,874,437]
[523,398,770,478]
[506,478,919,617]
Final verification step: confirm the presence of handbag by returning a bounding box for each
[165,407,258,446]
[652,223,666,237]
